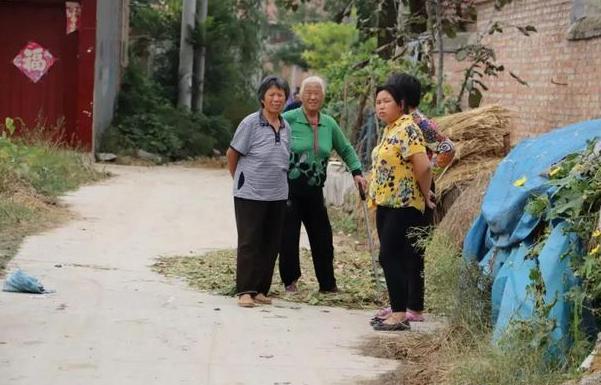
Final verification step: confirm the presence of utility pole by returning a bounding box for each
[177,0,196,110]
[192,0,208,113]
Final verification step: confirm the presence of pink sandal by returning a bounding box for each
[374,307,392,318]
[405,311,425,322]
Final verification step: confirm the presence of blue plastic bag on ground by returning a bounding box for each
[3,269,51,294]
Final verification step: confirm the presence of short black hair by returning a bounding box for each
[385,73,421,108]
[257,75,290,107]
[375,84,405,107]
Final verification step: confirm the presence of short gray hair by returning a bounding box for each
[300,75,326,96]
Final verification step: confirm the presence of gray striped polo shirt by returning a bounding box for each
[230,111,290,201]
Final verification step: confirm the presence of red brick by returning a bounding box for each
[439,0,601,143]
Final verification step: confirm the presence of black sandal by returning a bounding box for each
[372,319,411,331]
[369,317,385,326]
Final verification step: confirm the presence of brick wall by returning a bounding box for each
[441,0,601,143]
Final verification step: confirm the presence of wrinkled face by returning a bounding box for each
[301,82,324,113]
[375,90,403,125]
[262,86,287,115]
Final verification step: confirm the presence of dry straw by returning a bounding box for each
[433,104,513,218]
[435,104,512,160]
[437,168,495,248]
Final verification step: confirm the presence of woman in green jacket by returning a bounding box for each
[279,75,367,293]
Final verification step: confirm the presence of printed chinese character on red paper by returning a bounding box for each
[13,42,57,83]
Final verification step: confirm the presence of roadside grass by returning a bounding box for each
[361,230,586,385]
[153,238,387,309]
[329,206,360,237]
[0,197,71,272]
[0,127,107,272]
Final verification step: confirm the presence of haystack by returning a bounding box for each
[435,104,512,160]
[436,168,495,248]
[433,104,512,222]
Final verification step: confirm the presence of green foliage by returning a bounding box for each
[328,206,358,236]
[445,141,601,385]
[112,0,265,160]
[421,230,491,327]
[451,326,578,385]
[153,246,388,309]
[0,118,106,270]
[290,19,453,144]
[0,119,102,197]
[526,141,601,332]
[321,47,452,138]
[419,226,585,385]
[293,22,359,70]
[102,65,232,160]
[141,0,263,116]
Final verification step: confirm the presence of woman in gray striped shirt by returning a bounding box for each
[226,76,291,308]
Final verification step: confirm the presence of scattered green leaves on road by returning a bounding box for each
[153,246,387,309]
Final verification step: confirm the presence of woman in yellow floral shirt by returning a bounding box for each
[368,84,434,331]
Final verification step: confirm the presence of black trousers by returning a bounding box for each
[278,188,337,291]
[376,205,427,312]
[234,197,286,296]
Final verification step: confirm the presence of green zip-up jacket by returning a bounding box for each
[282,107,362,194]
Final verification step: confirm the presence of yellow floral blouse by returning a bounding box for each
[368,115,427,212]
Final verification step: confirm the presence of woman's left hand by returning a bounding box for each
[426,190,436,210]
[353,174,368,193]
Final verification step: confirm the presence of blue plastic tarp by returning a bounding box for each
[463,119,601,343]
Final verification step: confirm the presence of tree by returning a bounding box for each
[292,22,358,70]
[105,0,266,159]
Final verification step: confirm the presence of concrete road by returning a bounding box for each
[0,165,399,385]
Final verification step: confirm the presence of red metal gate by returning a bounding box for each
[0,0,96,150]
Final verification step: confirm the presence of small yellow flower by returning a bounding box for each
[549,167,560,177]
[513,176,527,187]
[593,230,601,239]
[590,245,600,255]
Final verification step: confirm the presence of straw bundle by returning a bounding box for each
[432,104,512,197]
[435,158,500,201]
[431,105,512,235]
[435,104,513,160]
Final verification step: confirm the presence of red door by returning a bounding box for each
[0,1,78,141]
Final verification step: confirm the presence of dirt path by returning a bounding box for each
[0,165,398,385]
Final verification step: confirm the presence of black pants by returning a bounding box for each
[278,188,336,291]
[376,205,427,312]
[417,182,435,310]
[234,197,286,296]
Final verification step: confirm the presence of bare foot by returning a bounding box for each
[382,312,406,325]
